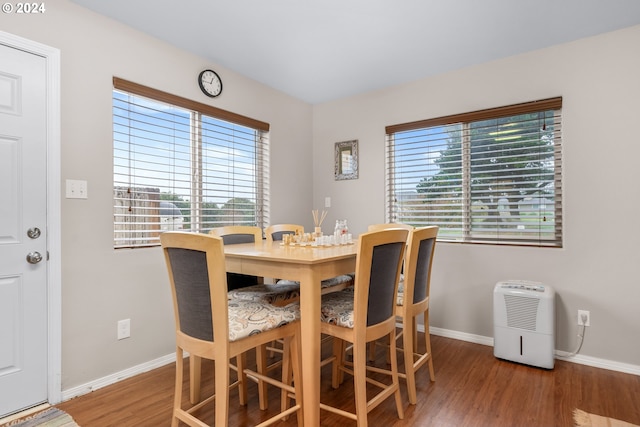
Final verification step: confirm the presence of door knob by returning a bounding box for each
[26,251,43,264]
[27,227,41,239]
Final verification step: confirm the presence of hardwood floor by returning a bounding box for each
[56,335,640,427]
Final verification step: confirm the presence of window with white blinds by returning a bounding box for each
[113,78,270,249]
[385,97,562,247]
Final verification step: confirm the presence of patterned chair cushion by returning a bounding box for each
[396,279,405,306]
[320,287,356,328]
[277,273,354,290]
[227,282,301,305]
[227,299,300,341]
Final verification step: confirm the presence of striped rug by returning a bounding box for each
[0,407,79,427]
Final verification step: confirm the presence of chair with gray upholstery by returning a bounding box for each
[318,228,408,427]
[394,226,439,404]
[160,231,302,427]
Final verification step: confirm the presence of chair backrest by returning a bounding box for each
[367,223,414,232]
[353,228,408,328]
[160,232,228,344]
[265,224,304,244]
[403,226,438,307]
[209,225,263,245]
[209,226,263,290]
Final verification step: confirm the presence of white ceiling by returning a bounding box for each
[72,0,640,104]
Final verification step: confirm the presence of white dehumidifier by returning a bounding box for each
[493,280,555,369]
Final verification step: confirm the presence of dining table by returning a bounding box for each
[223,239,358,427]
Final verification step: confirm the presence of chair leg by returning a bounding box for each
[353,341,369,427]
[388,330,405,421]
[256,345,269,410]
[280,337,293,418]
[189,355,201,404]
[236,352,248,406]
[425,311,435,381]
[290,331,304,427]
[172,348,184,427]
[331,337,344,389]
[368,340,377,362]
[214,353,231,427]
[403,316,418,405]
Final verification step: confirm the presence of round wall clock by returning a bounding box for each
[198,69,222,97]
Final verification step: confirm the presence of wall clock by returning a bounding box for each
[198,69,222,97]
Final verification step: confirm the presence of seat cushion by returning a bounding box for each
[227,299,300,341]
[396,279,405,306]
[227,282,301,305]
[320,287,356,328]
[277,273,354,289]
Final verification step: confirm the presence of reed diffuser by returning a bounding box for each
[312,209,328,238]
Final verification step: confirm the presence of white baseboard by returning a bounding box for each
[61,353,176,402]
[427,325,640,376]
[60,327,640,403]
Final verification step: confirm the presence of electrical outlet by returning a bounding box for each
[578,310,590,327]
[117,319,131,340]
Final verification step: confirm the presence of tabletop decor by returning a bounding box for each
[312,209,328,236]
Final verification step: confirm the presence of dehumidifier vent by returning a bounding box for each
[504,294,539,331]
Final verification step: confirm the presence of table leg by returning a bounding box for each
[300,268,321,427]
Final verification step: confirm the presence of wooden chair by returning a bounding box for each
[264,223,304,243]
[368,222,414,232]
[208,225,299,409]
[209,226,264,290]
[160,232,302,427]
[318,228,408,427]
[395,226,438,404]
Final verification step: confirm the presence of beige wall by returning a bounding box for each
[1,0,313,390]
[312,25,640,367]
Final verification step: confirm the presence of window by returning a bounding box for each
[385,97,562,247]
[113,78,269,249]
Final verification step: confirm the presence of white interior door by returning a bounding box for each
[0,42,49,417]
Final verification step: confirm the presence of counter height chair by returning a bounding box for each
[318,228,408,427]
[208,225,300,409]
[160,232,302,427]
[264,223,304,244]
[394,226,438,404]
[367,223,414,232]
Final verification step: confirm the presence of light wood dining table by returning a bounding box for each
[223,240,357,427]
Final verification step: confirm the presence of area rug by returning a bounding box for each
[574,409,639,427]
[0,407,79,427]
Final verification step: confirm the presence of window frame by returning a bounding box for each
[385,97,563,247]
[112,77,270,249]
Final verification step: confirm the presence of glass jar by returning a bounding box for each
[334,219,348,237]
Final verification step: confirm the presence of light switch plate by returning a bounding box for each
[66,179,88,199]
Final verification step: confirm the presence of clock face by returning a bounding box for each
[198,69,222,97]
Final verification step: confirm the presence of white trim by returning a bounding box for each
[427,326,640,376]
[61,353,176,402]
[0,31,62,405]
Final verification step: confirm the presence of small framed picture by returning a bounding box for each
[334,140,358,180]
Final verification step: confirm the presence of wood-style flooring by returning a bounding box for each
[56,335,640,427]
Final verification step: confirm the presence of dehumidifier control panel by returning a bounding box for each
[499,281,545,292]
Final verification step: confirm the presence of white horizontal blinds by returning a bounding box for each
[113,91,192,248]
[113,78,270,248]
[386,97,562,247]
[200,116,268,229]
[385,123,465,236]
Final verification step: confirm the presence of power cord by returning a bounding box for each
[565,312,587,357]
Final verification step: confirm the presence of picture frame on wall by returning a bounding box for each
[334,140,358,180]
